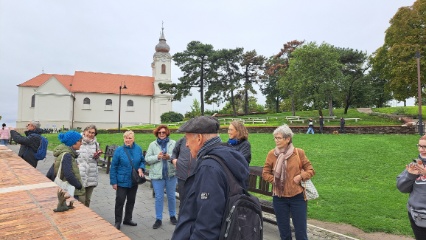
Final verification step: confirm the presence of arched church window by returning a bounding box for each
[31,95,35,107]
[127,100,134,111]
[83,97,91,110]
[161,64,166,74]
[105,99,112,111]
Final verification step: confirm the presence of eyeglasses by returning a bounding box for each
[158,131,167,135]
[26,124,31,127]
[417,144,426,150]
[87,131,96,134]
[274,137,284,141]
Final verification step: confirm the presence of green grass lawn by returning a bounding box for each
[44,132,418,237]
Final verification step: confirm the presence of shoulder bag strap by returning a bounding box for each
[56,153,67,180]
[124,148,136,170]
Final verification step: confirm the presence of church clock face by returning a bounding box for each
[160,54,167,62]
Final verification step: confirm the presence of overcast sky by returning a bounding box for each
[0,0,416,127]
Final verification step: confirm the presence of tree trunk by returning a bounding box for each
[200,61,205,116]
[275,96,280,113]
[328,96,334,116]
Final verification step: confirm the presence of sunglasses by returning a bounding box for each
[158,131,167,135]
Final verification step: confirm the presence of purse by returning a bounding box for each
[410,206,426,228]
[296,148,319,200]
[124,148,146,185]
[54,153,76,196]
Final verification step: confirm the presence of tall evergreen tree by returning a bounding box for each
[159,41,215,115]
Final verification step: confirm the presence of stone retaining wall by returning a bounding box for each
[108,125,416,134]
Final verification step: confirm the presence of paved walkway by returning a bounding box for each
[8,145,357,240]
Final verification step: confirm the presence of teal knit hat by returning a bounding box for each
[58,130,82,146]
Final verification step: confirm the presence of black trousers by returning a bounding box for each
[177,179,186,212]
[408,211,426,240]
[115,185,138,223]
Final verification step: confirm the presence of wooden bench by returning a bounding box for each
[289,119,305,123]
[102,144,118,174]
[244,119,267,124]
[344,118,361,122]
[248,166,276,224]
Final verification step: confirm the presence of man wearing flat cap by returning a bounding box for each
[172,116,249,239]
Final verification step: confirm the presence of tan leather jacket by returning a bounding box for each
[262,148,315,198]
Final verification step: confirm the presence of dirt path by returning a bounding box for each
[308,219,414,240]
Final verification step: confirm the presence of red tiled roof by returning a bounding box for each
[19,71,155,96]
[19,74,74,91]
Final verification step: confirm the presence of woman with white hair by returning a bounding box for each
[262,124,315,240]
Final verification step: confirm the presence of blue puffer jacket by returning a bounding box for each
[110,143,145,188]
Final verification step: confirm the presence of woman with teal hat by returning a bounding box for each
[47,130,85,203]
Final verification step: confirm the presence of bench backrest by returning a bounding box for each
[248,166,272,196]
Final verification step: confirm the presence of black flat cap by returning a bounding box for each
[177,116,220,133]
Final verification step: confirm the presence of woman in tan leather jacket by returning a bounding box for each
[262,124,315,240]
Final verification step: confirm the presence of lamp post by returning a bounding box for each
[416,51,423,136]
[118,82,127,133]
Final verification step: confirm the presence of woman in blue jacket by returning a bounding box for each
[110,130,145,230]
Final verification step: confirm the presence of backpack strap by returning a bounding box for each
[202,155,244,196]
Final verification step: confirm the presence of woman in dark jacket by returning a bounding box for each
[225,120,251,164]
[110,130,145,230]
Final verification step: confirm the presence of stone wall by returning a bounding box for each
[114,125,416,134]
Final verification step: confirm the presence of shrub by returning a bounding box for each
[161,111,184,123]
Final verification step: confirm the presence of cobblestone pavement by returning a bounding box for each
[9,145,358,240]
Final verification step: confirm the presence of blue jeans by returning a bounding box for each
[0,139,8,145]
[273,193,308,240]
[152,176,177,220]
[306,127,314,134]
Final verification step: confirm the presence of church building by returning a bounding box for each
[15,29,173,130]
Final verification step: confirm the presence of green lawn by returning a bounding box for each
[44,132,418,237]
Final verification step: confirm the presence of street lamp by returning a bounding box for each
[118,82,127,133]
[416,51,423,136]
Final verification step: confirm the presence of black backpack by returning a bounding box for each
[204,155,263,240]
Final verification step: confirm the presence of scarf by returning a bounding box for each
[227,138,240,146]
[157,137,170,179]
[272,143,294,197]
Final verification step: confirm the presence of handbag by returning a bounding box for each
[410,206,426,228]
[124,148,146,185]
[54,153,76,196]
[301,179,319,200]
[296,148,319,200]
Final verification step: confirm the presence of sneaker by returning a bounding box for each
[153,219,162,229]
[170,216,177,225]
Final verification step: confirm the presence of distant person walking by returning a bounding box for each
[319,116,324,134]
[9,121,43,168]
[0,123,10,145]
[306,118,314,134]
[340,117,346,133]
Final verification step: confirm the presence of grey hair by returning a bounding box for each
[273,124,294,139]
[30,120,41,129]
[84,124,98,136]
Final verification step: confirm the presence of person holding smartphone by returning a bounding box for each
[397,135,426,239]
[76,125,102,207]
[145,125,177,229]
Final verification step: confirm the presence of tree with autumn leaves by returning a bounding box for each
[371,0,426,102]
